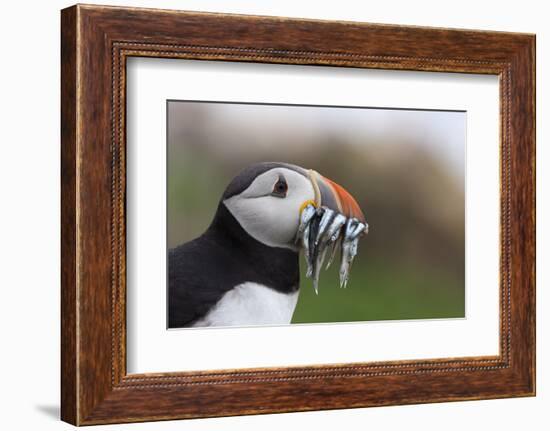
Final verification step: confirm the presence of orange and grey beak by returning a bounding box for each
[296,168,368,292]
[308,170,366,224]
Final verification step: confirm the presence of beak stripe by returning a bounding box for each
[308,170,323,208]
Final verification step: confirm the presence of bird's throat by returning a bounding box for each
[205,204,300,294]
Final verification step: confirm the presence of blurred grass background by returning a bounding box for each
[168,101,465,323]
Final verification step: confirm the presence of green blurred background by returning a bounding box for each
[167,101,465,323]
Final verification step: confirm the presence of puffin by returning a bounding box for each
[168,162,367,328]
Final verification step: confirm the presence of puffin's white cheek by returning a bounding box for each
[248,196,300,245]
[223,196,302,249]
[267,200,301,244]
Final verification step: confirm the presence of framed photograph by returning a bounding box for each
[61,4,535,425]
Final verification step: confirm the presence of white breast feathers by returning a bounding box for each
[193,282,300,328]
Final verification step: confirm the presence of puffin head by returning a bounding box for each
[222,162,366,250]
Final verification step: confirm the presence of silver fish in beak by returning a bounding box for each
[298,170,368,294]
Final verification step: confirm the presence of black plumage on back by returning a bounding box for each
[168,203,300,328]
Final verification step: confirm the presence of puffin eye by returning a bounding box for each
[272,178,288,197]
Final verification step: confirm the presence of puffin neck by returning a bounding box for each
[204,203,300,291]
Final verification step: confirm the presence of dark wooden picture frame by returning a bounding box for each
[61,4,535,425]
